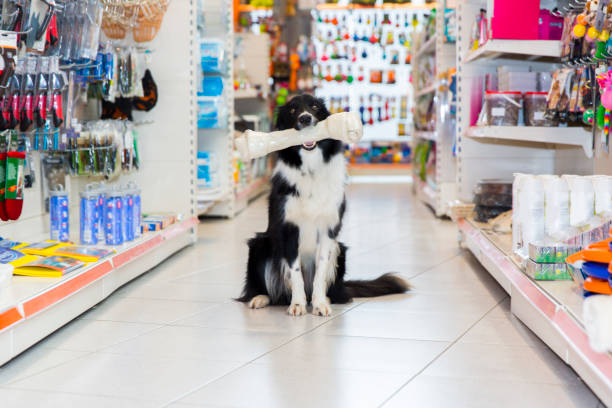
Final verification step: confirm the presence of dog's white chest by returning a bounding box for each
[276,150,346,253]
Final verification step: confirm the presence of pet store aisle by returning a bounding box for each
[0,184,600,407]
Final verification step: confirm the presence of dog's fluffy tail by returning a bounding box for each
[344,273,410,298]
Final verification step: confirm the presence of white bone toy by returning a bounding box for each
[235,111,363,160]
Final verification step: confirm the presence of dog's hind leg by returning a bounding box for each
[237,234,271,307]
[326,243,352,304]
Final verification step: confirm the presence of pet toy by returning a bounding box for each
[235,112,363,160]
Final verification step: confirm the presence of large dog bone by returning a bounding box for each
[235,111,363,160]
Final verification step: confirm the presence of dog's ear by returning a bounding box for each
[315,97,331,120]
[274,103,292,130]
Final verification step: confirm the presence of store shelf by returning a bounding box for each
[415,35,437,58]
[316,3,436,10]
[414,130,437,142]
[0,218,198,366]
[416,180,437,209]
[237,4,272,12]
[197,188,229,202]
[197,201,217,216]
[348,163,411,176]
[415,82,437,97]
[235,176,270,201]
[458,218,612,406]
[465,126,593,157]
[463,39,561,64]
[234,88,259,99]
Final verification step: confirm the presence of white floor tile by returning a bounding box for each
[178,363,408,408]
[103,325,294,363]
[255,333,449,375]
[38,319,160,352]
[0,387,156,408]
[382,375,599,408]
[80,297,217,324]
[422,342,583,386]
[7,352,242,404]
[115,280,242,303]
[172,301,349,334]
[0,348,88,386]
[459,310,547,349]
[319,307,479,341]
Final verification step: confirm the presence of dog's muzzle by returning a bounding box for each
[297,113,318,150]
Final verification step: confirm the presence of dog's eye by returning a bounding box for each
[290,108,295,114]
[312,105,318,110]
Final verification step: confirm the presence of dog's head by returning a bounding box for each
[275,94,330,151]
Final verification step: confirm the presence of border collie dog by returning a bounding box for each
[238,94,409,316]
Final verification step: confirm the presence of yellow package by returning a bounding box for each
[19,241,69,257]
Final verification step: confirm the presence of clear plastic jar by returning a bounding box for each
[485,91,522,126]
[524,92,550,126]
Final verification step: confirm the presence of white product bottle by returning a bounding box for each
[563,175,595,227]
[512,173,527,254]
[517,175,545,257]
[539,175,569,239]
[590,175,612,216]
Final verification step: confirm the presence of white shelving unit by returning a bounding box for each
[198,12,272,218]
[463,39,561,63]
[411,4,457,217]
[466,126,594,157]
[0,0,199,365]
[454,0,594,204]
[452,1,612,403]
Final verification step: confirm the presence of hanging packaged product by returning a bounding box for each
[0,133,8,222]
[49,185,69,242]
[5,131,25,220]
[19,56,37,132]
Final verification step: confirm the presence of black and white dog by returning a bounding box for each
[237,94,409,316]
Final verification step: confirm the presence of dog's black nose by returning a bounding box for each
[298,115,312,126]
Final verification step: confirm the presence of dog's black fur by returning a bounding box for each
[237,94,409,308]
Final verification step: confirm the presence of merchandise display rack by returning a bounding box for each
[0,0,199,364]
[454,0,594,206]
[198,0,238,217]
[411,2,456,217]
[458,218,612,405]
[451,0,612,404]
[199,1,272,218]
[0,218,198,366]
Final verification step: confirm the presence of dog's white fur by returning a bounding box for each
[274,147,347,316]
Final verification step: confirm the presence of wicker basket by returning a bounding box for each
[102,20,127,39]
[133,14,164,42]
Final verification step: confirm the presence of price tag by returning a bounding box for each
[0,30,17,49]
[491,107,505,117]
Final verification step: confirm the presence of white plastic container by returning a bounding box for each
[513,174,545,257]
[590,176,612,216]
[563,175,595,227]
[539,175,570,239]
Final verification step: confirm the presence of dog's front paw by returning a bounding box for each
[288,302,306,316]
[248,295,270,309]
[312,299,332,317]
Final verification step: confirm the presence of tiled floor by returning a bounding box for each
[0,183,601,407]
